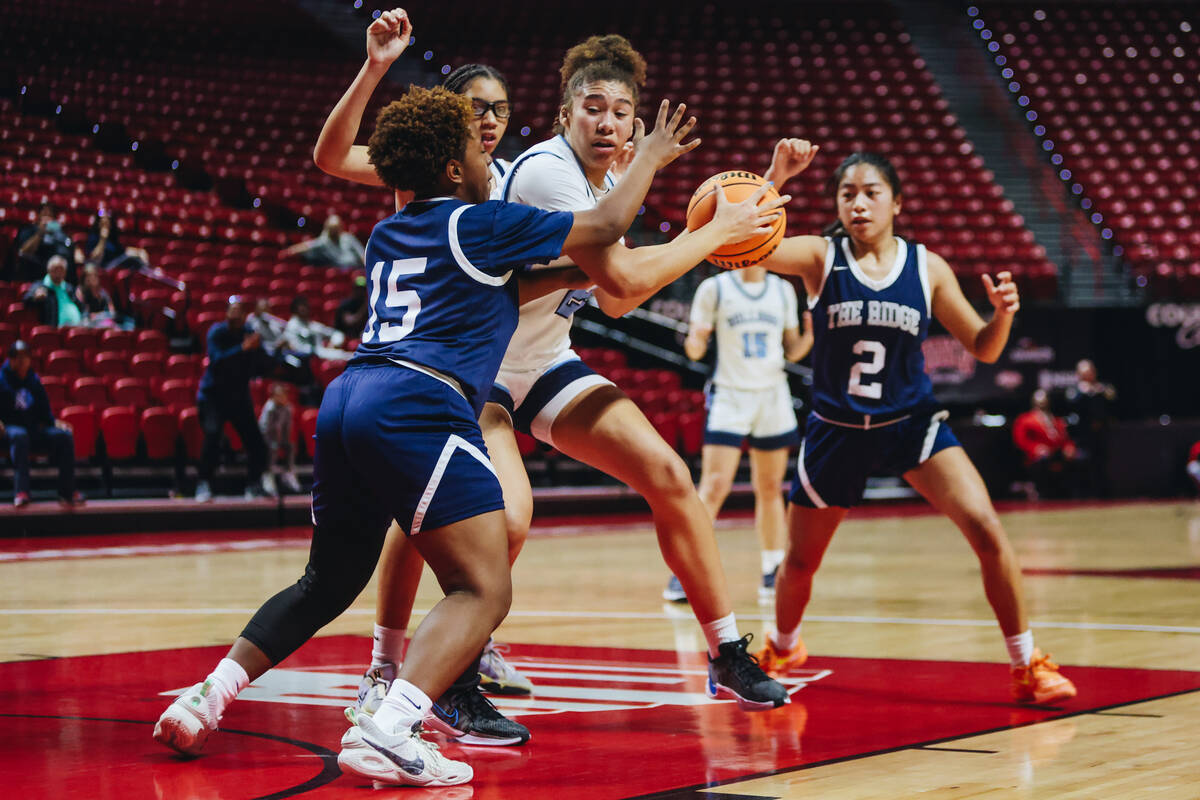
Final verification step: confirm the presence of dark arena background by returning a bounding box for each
[1,1,1198,798]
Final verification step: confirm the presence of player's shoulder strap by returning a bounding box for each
[501,141,570,201]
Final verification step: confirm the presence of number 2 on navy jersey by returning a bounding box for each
[362,258,427,344]
[847,339,885,399]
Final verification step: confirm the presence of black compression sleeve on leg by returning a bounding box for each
[240,521,387,664]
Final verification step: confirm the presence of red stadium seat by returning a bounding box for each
[100,406,139,460]
[165,353,202,379]
[177,406,204,461]
[515,431,538,457]
[0,322,19,354]
[28,325,63,353]
[44,349,83,377]
[100,329,136,354]
[299,407,319,459]
[63,326,102,355]
[40,374,68,409]
[648,411,681,451]
[58,405,97,461]
[111,377,151,409]
[679,411,706,456]
[91,350,126,377]
[130,351,165,378]
[70,376,110,409]
[140,406,178,461]
[160,378,197,410]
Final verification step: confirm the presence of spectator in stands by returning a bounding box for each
[0,340,83,508]
[84,210,149,271]
[335,274,369,339]
[1013,389,1082,499]
[246,298,286,353]
[258,382,300,496]
[1188,441,1200,496]
[1064,358,1116,497]
[23,255,83,328]
[15,203,80,282]
[284,295,352,362]
[195,297,272,503]
[280,214,364,269]
[75,264,129,329]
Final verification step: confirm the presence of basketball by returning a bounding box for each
[685,171,786,270]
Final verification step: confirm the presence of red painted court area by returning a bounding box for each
[2,636,1198,799]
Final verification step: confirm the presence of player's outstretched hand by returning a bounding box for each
[367,8,412,66]
[982,271,1020,316]
[709,181,790,245]
[611,117,645,179]
[767,138,819,185]
[637,100,700,169]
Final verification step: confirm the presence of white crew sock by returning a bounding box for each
[771,624,802,651]
[373,679,432,734]
[700,613,741,658]
[371,624,407,668]
[1005,630,1035,668]
[206,657,250,715]
[761,549,785,575]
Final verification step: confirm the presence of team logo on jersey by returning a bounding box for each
[826,299,921,336]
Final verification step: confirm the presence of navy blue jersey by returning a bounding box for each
[808,236,936,417]
[352,197,573,416]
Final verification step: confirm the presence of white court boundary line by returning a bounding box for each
[0,607,1196,635]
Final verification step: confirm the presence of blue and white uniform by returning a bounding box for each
[791,235,959,509]
[313,197,573,535]
[490,135,616,445]
[692,271,800,450]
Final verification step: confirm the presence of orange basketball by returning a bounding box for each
[685,170,785,269]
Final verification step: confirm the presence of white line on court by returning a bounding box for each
[1,607,1197,635]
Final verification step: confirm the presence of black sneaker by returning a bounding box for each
[706,634,790,710]
[424,682,531,746]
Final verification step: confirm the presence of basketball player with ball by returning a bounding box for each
[345,30,795,722]
[664,140,817,606]
[742,149,1076,704]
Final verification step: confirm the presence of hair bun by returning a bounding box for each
[560,34,647,91]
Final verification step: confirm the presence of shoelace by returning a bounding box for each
[459,685,506,721]
[410,728,450,769]
[728,634,772,684]
[1031,652,1060,672]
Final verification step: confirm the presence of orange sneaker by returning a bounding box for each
[1011,649,1077,704]
[754,635,808,677]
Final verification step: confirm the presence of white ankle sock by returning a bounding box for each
[761,549,785,575]
[373,679,432,734]
[206,658,249,713]
[371,624,407,668]
[772,625,802,651]
[700,613,740,658]
[1005,630,1034,668]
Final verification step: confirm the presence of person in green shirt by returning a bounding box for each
[24,256,83,327]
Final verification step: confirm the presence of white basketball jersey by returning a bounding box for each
[691,271,800,390]
[497,135,615,371]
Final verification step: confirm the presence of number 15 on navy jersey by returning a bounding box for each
[351,198,574,415]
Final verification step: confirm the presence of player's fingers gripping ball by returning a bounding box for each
[686,171,786,269]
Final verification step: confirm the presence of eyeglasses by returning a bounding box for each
[470,98,511,120]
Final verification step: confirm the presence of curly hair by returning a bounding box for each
[555,34,647,134]
[368,85,474,196]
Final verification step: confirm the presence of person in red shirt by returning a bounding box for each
[1012,389,1081,499]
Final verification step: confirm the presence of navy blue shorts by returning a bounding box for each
[789,409,959,509]
[312,364,504,536]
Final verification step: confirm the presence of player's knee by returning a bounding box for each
[503,501,532,553]
[698,473,733,506]
[644,449,694,500]
[783,545,821,576]
[752,473,783,500]
[962,509,1006,556]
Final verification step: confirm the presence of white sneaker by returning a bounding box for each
[281,472,302,493]
[261,473,278,497]
[194,481,213,503]
[153,681,221,755]
[478,639,534,695]
[338,714,472,787]
[346,662,396,723]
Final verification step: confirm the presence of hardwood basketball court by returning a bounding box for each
[1,499,1197,797]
